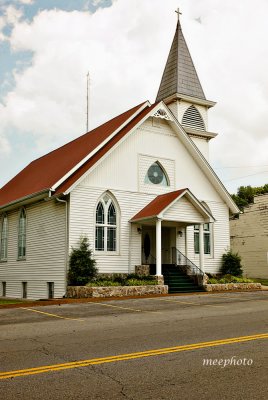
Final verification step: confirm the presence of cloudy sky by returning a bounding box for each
[0,0,267,194]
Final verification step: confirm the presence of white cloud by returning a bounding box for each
[17,0,34,4]
[0,0,268,192]
[92,0,106,6]
[0,135,10,155]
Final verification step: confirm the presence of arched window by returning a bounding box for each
[0,214,8,261]
[145,162,169,186]
[18,209,26,259]
[95,194,118,252]
[182,105,205,131]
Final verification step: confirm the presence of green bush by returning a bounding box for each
[86,280,121,287]
[207,275,253,284]
[221,250,243,276]
[68,237,97,286]
[85,274,157,287]
[125,278,157,286]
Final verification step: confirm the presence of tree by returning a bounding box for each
[68,237,97,285]
[231,184,268,211]
[221,250,243,277]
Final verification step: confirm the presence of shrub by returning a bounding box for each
[86,280,121,287]
[221,250,243,276]
[68,237,97,285]
[125,278,157,286]
[85,275,158,287]
[207,275,253,284]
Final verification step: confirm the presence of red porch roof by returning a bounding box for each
[131,189,187,221]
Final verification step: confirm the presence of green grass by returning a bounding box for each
[250,278,268,286]
[0,299,24,305]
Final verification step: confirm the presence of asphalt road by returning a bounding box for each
[0,291,268,400]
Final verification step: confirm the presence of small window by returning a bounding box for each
[22,282,27,299]
[2,282,6,297]
[18,209,26,259]
[0,214,8,261]
[145,162,169,186]
[48,282,54,299]
[194,224,211,255]
[95,194,119,252]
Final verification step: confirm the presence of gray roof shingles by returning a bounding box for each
[156,19,206,102]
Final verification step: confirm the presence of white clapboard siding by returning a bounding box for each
[186,201,230,273]
[0,199,66,299]
[163,197,205,223]
[78,117,222,203]
[69,187,158,273]
[69,184,230,275]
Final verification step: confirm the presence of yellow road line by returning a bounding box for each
[0,332,267,380]
[90,302,160,314]
[154,298,226,308]
[21,307,84,321]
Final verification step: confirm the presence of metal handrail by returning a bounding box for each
[172,247,204,277]
[142,253,156,265]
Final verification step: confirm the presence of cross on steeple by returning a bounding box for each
[175,7,182,21]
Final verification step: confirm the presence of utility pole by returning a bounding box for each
[86,72,90,132]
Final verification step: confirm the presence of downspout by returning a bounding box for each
[56,197,69,297]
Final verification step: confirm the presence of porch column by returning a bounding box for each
[156,218,162,276]
[199,223,204,272]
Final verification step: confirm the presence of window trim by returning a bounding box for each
[144,161,170,187]
[94,193,120,255]
[0,213,8,262]
[18,208,27,260]
[194,223,213,257]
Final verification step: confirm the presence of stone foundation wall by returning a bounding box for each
[135,265,150,276]
[204,283,262,292]
[67,285,168,298]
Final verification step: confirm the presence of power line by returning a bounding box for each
[223,170,268,183]
[215,165,268,170]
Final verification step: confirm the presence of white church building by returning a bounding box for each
[0,15,239,299]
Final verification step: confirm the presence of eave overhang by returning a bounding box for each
[164,93,216,108]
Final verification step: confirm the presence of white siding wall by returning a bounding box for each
[69,187,157,273]
[168,100,208,130]
[77,117,222,202]
[139,154,175,194]
[186,201,230,273]
[168,100,210,159]
[69,117,230,275]
[163,197,205,223]
[0,200,66,299]
[190,137,209,160]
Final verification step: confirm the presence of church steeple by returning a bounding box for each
[156,11,217,161]
[156,11,206,102]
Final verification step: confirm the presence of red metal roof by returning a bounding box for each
[0,101,153,208]
[131,189,187,221]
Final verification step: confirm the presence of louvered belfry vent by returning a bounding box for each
[182,105,205,131]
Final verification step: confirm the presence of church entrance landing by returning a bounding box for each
[131,189,215,276]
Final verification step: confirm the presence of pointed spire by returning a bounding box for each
[156,13,206,103]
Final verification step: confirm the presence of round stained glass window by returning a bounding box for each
[147,163,164,184]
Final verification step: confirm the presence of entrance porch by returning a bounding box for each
[131,189,215,290]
